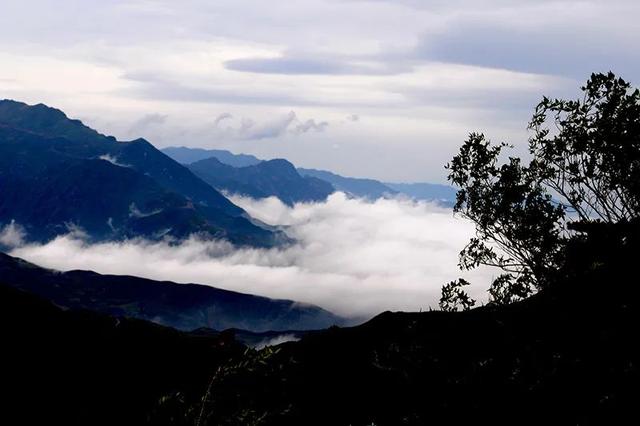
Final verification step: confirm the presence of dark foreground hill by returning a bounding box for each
[1,225,638,425]
[189,157,334,205]
[0,252,345,332]
[0,284,246,426]
[0,100,278,246]
[168,223,640,425]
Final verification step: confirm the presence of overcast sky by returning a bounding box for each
[1,0,638,182]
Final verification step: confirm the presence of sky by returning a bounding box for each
[1,0,639,182]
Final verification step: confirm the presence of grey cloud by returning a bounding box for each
[392,84,561,114]
[240,111,297,140]
[225,55,412,76]
[242,112,330,139]
[128,113,167,137]
[346,0,574,9]
[214,112,233,126]
[207,110,329,140]
[414,7,640,79]
[294,118,329,134]
[226,57,349,75]
[121,72,359,107]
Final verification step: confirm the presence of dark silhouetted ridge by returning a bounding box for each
[0,252,346,332]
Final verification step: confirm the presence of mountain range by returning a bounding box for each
[384,182,457,206]
[161,146,261,167]
[297,167,397,200]
[0,252,344,332]
[0,283,245,425]
[162,146,457,205]
[188,157,334,206]
[0,100,279,246]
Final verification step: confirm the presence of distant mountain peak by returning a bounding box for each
[262,158,294,167]
[162,146,262,167]
[258,158,298,174]
[164,147,457,205]
[0,100,280,246]
[188,156,334,206]
[0,99,114,143]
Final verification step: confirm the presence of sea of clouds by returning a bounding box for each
[4,193,494,319]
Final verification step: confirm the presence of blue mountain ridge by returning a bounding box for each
[0,100,280,246]
[161,146,262,167]
[162,146,457,205]
[188,157,334,206]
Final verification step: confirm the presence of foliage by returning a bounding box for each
[152,346,283,426]
[529,72,640,222]
[441,72,640,309]
[194,347,280,426]
[439,278,476,312]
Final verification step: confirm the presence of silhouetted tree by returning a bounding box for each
[529,72,640,222]
[441,72,640,310]
[439,278,476,312]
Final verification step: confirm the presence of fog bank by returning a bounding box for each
[8,193,492,318]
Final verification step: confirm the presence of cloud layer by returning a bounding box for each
[8,193,493,319]
[2,0,638,182]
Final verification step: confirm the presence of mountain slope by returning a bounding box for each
[162,146,262,167]
[0,100,114,143]
[297,167,397,200]
[384,182,457,205]
[0,100,277,246]
[0,252,345,332]
[175,222,640,425]
[163,146,457,205]
[189,157,334,205]
[116,139,244,217]
[0,283,245,426]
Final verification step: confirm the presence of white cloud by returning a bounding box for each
[8,193,493,319]
[98,154,131,168]
[0,220,26,247]
[254,334,300,350]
